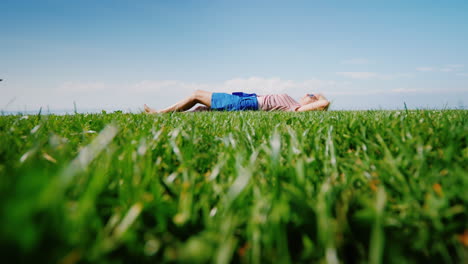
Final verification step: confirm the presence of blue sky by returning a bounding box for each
[1,0,468,112]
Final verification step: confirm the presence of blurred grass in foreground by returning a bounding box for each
[0,110,467,263]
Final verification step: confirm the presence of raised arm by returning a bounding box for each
[296,98,330,112]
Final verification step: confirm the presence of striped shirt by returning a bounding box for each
[257,94,301,112]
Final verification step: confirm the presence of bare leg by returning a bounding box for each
[144,90,213,114]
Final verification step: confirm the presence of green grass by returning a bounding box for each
[0,110,467,263]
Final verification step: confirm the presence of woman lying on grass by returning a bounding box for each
[144,90,330,113]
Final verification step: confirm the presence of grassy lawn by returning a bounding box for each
[0,110,467,263]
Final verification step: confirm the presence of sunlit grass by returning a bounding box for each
[0,110,467,263]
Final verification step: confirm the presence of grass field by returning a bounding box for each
[0,110,467,263]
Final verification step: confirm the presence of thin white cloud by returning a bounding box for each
[131,80,211,93]
[127,77,345,96]
[340,58,371,65]
[328,87,468,95]
[222,77,294,94]
[440,68,454,72]
[221,77,343,94]
[446,64,464,68]
[59,82,107,92]
[336,72,377,80]
[336,72,410,80]
[417,64,464,73]
[457,73,468,76]
[416,67,434,72]
[390,88,468,94]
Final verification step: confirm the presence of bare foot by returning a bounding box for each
[144,104,158,114]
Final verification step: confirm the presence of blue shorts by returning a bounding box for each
[211,93,259,111]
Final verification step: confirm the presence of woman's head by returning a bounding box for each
[299,93,321,105]
[299,93,330,111]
